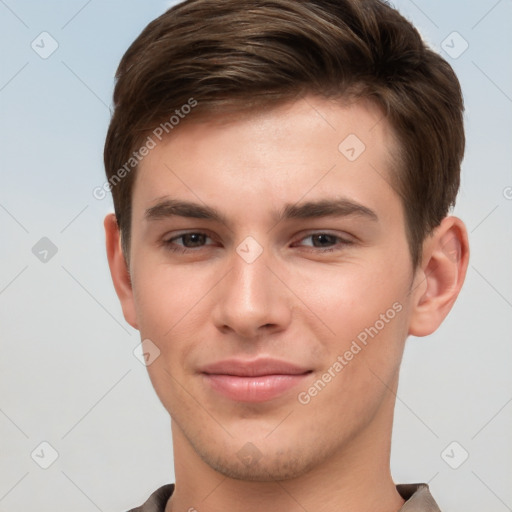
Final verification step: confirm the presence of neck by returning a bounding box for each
[165,385,404,512]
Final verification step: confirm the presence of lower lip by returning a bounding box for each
[203,373,311,402]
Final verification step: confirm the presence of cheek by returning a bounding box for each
[131,264,206,410]
[297,300,407,433]
[302,258,409,342]
[130,261,219,391]
[131,259,204,335]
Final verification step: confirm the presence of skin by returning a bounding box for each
[105,95,469,512]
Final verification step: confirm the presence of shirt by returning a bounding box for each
[127,482,441,511]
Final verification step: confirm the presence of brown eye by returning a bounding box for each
[177,233,208,248]
[163,232,213,253]
[310,234,338,248]
[297,232,353,251]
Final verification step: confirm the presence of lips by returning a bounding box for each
[200,358,311,377]
[200,358,312,402]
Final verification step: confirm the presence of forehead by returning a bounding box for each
[133,95,401,223]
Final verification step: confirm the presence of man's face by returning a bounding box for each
[126,95,418,480]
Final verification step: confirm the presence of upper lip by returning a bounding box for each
[200,358,312,377]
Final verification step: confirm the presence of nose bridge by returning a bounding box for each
[232,247,270,303]
[212,240,290,336]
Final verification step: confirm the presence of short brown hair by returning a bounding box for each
[104,0,464,268]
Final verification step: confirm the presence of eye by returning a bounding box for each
[294,232,353,252]
[163,232,214,253]
[161,231,354,255]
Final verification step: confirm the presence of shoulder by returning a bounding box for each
[126,484,175,512]
[397,483,442,511]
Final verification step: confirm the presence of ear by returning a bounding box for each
[104,213,138,330]
[408,216,469,337]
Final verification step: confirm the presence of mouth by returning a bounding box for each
[200,358,313,403]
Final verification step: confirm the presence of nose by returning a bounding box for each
[211,244,292,340]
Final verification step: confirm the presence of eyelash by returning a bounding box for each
[162,231,353,254]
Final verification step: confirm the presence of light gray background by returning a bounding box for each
[1,0,511,510]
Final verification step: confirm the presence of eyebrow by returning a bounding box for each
[144,197,378,225]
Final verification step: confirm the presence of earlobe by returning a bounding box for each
[408,216,469,337]
[104,213,139,330]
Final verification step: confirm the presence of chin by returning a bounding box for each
[197,443,325,482]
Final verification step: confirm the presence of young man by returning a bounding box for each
[103,0,469,510]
